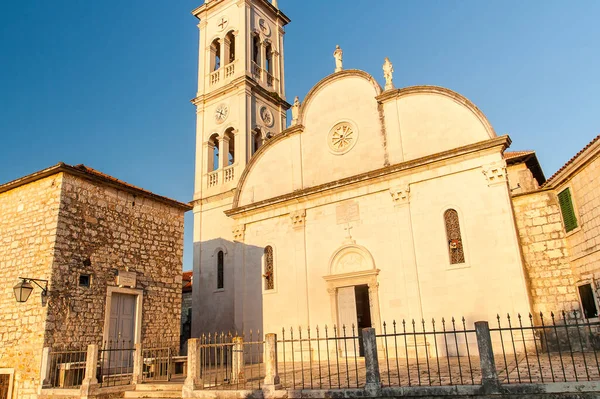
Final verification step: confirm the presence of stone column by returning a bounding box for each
[475,321,500,393]
[132,343,143,385]
[39,347,52,391]
[218,135,230,171]
[183,338,202,397]
[80,344,99,398]
[263,333,280,387]
[231,337,245,383]
[362,328,381,396]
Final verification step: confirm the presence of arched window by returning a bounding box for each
[265,43,273,74]
[217,250,224,289]
[263,246,274,290]
[252,129,262,155]
[252,34,260,65]
[225,31,235,64]
[225,128,235,165]
[208,134,219,172]
[444,209,465,264]
[211,38,221,71]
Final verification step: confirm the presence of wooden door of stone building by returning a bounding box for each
[106,293,136,373]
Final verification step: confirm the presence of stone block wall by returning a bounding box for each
[44,172,185,347]
[512,189,579,314]
[559,152,600,283]
[0,174,63,399]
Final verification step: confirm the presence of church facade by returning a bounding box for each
[191,0,536,338]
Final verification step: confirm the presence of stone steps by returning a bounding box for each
[124,384,183,399]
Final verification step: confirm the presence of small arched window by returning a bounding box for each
[225,31,236,64]
[217,250,224,289]
[208,134,219,172]
[265,43,273,74]
[263,246,274,290]
[252,129,262,155]
[444,209,465,264]
[252,34,260,65]
[211,38,221,71]
[225,128,235,165]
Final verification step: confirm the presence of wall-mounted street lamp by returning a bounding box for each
[13,277,48,304]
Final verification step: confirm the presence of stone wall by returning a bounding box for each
[44,172,185,347]
[512,189,579,314]
[0,174,63,399]
[557,152,600,284]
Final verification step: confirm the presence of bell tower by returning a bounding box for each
[191,0,291,335]
[192,0,290,199]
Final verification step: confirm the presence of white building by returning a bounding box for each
[191,0,532,339]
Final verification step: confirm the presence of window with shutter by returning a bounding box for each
[558,188,578,232]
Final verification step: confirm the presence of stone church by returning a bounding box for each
[191,0,584,338]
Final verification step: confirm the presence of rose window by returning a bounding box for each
[328,122,358,154]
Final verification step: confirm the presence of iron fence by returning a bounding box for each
[142,341,186,382]
[199,331,264,390]
[47,346,87,389]
[377,318,479,387]
[490,311,600,384]
[277,325,365,390]
[97,340,135,387]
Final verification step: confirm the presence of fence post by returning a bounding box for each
[80,344,99,399]
[231,336,245,383]
[263,333,281,388]
[132,343,144,385]
[474,321,501,393]
[362,328,381,396]
[183,338,202,397]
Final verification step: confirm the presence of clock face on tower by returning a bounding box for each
[260,106,274,127]
[215,104,229,124]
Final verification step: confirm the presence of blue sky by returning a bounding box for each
[1,1,599,271]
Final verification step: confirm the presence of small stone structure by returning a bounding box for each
[0,163,191,399]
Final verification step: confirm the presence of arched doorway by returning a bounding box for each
[323,244,381,356]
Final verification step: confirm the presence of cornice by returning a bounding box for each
[191,75,291,109]
[226,135,511,216]
[192,0,290,25]
[377,85,497,139]
[191,188,235,207]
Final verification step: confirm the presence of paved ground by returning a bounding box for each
[200,351,600,390]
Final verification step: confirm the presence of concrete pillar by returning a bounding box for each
[183,338,202,397]
[231,337,245,383]
[475,321,500,393]
[80,344,99,398]
[263,334,280,387]
[39,347,52,390]
[362,328,381,396]
[132,343,143,385]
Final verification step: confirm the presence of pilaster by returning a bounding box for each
[389,184,423,321]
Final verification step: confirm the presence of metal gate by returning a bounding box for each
[142,344,186,382]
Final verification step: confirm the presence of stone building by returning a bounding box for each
[0,162,190,399]
[512,134,600,316]
[191,0,533,339]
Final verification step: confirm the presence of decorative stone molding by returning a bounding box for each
[232,224,245,242]
[482,162,507,186]
[290,210,306,229]
[390,185,410,206]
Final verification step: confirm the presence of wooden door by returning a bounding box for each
[337,287,358,356]
[106,293,136,373]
